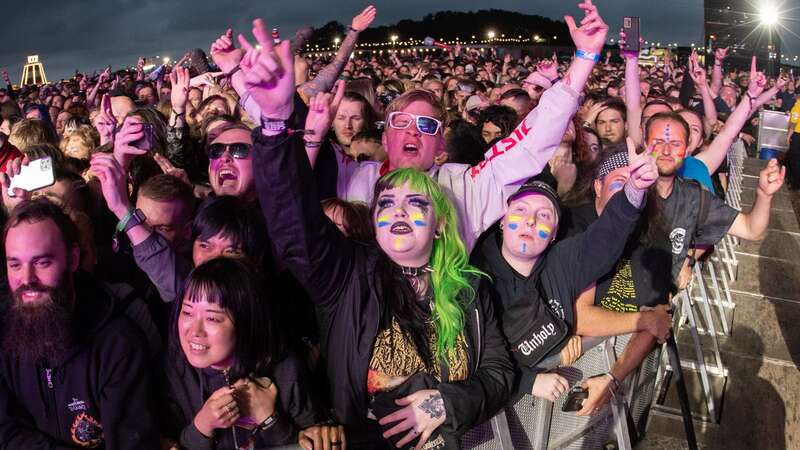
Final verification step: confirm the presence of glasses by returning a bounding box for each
[387,112,442,136]
[208,143,252,160]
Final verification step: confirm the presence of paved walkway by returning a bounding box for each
[638,158,800,450]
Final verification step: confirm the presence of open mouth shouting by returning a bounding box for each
[402,142,419,155]
[390,221,413,234]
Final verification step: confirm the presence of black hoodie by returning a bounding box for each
[0,274,159,449]
[471,191,643,396]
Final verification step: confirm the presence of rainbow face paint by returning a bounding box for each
[410,212,427,227]
[536,223,553,240]
[377,215,391,228]
[507,214,522,230]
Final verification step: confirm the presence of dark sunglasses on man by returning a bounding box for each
[207,142,253,160]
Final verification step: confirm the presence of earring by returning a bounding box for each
[434,231,442,239]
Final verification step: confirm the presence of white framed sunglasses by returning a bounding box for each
[387,112,443,136]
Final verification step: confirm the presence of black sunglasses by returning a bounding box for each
[208,142,252,160]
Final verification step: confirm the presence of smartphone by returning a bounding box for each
[622,17,641,53]
[132,123,154,151]
[561,386,589,412]
[8,157,55,197]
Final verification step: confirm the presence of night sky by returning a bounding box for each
[1,0,798,82]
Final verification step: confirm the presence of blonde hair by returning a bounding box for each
[384,89,447,128]
[59,125,99,160]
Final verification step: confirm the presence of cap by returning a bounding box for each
[523,71,552,90]
[465,95,486,112]
[508,179,561,221]
[596,150,629,180]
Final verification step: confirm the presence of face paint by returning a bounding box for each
[507,214,522,230]
[377,215,391,228]
[609,180,625,192]
[521,242,528,253]
[410,212,427,227]
[536,223,553,240]
[664,123,672,141]
[394,237,404,250]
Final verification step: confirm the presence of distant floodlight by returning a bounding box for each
[487,30,496,39]
[759,2,779,26]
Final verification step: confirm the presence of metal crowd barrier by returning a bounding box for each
[460,142,746,447]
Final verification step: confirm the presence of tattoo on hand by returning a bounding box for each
[419,393,445,419]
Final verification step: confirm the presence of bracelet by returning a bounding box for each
[171,109,185,117]
[226,65,241,78]
[256,412,279,432]
[603,372,621,393]
[746,92,757,110]
[347,26,358,33]
[550,76,561,85]
[575,49,601,63]
[115,209,134,233]
[304,140,322,148]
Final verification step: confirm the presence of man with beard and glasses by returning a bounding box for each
[0,199,159,449]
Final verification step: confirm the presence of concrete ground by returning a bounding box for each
[636,158,800,450]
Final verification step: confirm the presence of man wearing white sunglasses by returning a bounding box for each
[340,1,609,250]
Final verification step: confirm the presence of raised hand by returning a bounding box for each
[379,389,446,450]
[169,66,190,114]
[112,118,148,170]
[757,158,786,197]
[537,58,559,81]
[1,69,10,85]
[305,93,334,143]
[618,27,643,59]
[89,153,130,218]
[351,5,377,32]
[210,29,245,74]
[153,153,191,186]
[93,94,117,146]
[0,156,32,212]
[747,56,768,100]
[564,0,609,55]
[238,18,295,121]
[688,51,708,86]
[626,137,658,191]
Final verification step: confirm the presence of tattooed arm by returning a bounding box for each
[297,5,377,101]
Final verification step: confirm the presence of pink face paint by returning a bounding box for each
[377,215,391,228]
[410,212,426,227]
[507,215,522,231]
[536,223,553,240]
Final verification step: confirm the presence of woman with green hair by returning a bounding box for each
[255,119,514,450]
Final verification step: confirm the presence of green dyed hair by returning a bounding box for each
[372,168,485,361]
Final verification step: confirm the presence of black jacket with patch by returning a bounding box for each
[0,274,159,449]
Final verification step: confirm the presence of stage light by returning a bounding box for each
[759,2,779,26]
[162,56,170,64]
[487,30,495,39]
[390,35,398,43]
[334,37,340,45]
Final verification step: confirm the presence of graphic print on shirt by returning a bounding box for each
[669,227,687,254]
[71,412,103,448]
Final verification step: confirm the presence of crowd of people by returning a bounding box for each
[0,1,796,449]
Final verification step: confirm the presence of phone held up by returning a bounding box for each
[622,16,641,53]
[8,157,55,198]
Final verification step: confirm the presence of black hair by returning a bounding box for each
[175,258,287,381]
[446,119,485,166]
[191,196,269,268]
[478,105,518,139]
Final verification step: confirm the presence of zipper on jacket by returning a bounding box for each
[44,367,62,433]
[473,308,481,372]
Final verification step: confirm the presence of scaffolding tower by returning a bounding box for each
[20,55,48,86]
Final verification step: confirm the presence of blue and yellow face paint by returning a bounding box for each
[377,215,391,228]
[507,215,523,230]
[410,212,427,227]
[536,223,553,240]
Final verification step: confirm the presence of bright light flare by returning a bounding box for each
[759,2,779,26]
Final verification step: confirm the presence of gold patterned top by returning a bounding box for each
[367,318,468,395]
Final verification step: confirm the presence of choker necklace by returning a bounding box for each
[400,264,433,278]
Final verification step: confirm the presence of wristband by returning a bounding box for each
[575,49,601,63]
[115,209,135,233]
[256,412,279,432]
[226,65,241,78]
[304,140,322,148]
[347,26,358,33]
[603,372,621,393]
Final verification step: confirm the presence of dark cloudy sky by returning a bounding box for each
[1,0,798,82]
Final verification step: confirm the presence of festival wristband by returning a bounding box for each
[575,49,601,63]
[115,209,135,233]
[226,65,241,78]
